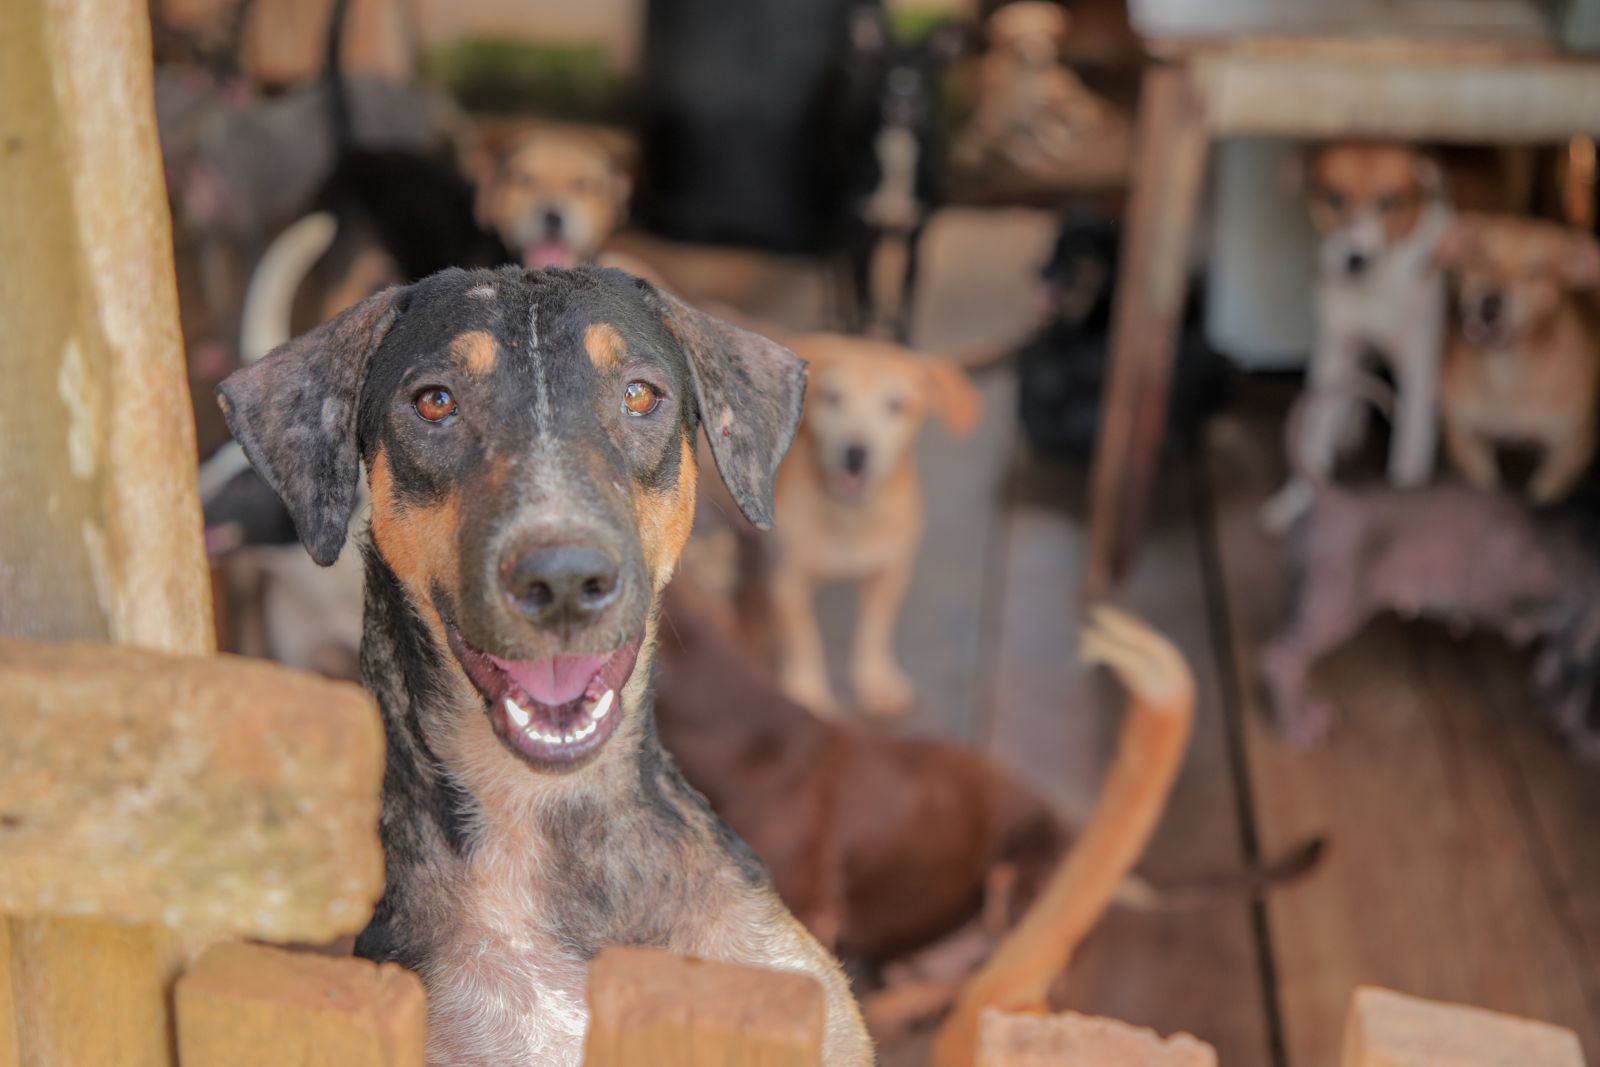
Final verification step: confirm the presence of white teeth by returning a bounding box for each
[504,698,531,728]
[590,689,615,721]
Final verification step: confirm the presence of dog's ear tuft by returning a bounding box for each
[645,285,806,531]
[923,359,983,437]
[1565,231,1600,289]
[216,286,404,566]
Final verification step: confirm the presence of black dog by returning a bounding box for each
[1017,209,1228,457]
[218,266,873,1064]
[838,5,967,341]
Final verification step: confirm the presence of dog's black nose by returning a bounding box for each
[1345,251,1369,276]
[543,208,565,235]
[502,545,621,628]
[843,444,869,475]
[1479,291,1504,324]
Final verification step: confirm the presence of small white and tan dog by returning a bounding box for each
[1265,142,1454,529]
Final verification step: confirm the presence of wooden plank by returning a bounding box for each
[10,917,185,1067]
[0,640,384,945]
[1085,62,1210,595]
[1199,395,1600,1067]
[984,450,1274,1065]
[175,942,426,1067]
[0,0,210,653]
[1341,986,1585,1067]
[977,1009,1216,1067]
[1486,642,1600,1000]
[1199,53,1600,142]
[584,946,824,1067]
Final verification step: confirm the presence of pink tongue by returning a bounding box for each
[524,242,575,269]
[491,653,607,706]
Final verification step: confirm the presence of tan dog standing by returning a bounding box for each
[770,335,981,716]
[473,126,631,269]
[1437,213,1600,503]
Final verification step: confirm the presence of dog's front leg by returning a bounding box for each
[1387,313,1444,487]
[1444,420,1501,491]
[772,565,839,715]
[1528,421,1596,504]
[851,559,916,716]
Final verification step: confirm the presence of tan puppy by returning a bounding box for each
[473,126,631,269]
[771,335,981,716]
[1437,213,1600,503]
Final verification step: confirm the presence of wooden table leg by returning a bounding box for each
[1085,63,1209,598]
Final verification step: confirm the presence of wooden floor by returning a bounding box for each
[639,208,1600,1066]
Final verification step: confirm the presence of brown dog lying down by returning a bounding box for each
[1263,447,1600,759]
[656,582,1323,1044]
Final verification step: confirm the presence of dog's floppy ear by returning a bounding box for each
[646,285,806,530]
[1565,231,1600,289]
[216,286,404,566]
[922,359,982,437]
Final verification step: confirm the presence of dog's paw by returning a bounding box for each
[853,661,916,717]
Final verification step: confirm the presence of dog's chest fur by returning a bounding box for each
[1318,202,1451,349]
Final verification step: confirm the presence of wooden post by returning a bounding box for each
[584,946,826,1067]
[934,608,1196,1067]
[0,0,218,1061]
[1340,987,1586,1067]
[1084,62,1209,597]
[176,943,426,1067]
[975,1009,1217,1067]
[0,0,211,654]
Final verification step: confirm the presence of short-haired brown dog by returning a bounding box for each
[769,334,982,716]
[471,126,631,270]
[1436,212,1600,503]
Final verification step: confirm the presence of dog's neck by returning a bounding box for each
[354,546,765,967]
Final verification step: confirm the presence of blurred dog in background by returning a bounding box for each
[769,334,981,715]
[1264,142,1453,531]
[839,7,967,340]
[1437,213,1600,504]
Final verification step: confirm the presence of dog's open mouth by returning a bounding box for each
[523,240,576,269]
[448,628,641,768]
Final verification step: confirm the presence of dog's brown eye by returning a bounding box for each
[414,387,457,423]
[622,381,662,417]
[885,395,908,415]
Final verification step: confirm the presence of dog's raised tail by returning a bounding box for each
[933,606,1194,1067]
[238,212,338,364]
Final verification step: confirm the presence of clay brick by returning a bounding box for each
[0,640,384,944]
[176,942,425,1067]
[585,945,825,1067]
[976,1009,1218,1067]
[1341,986,1586,1067]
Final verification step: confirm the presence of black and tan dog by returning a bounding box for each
[217,266,872,1065]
